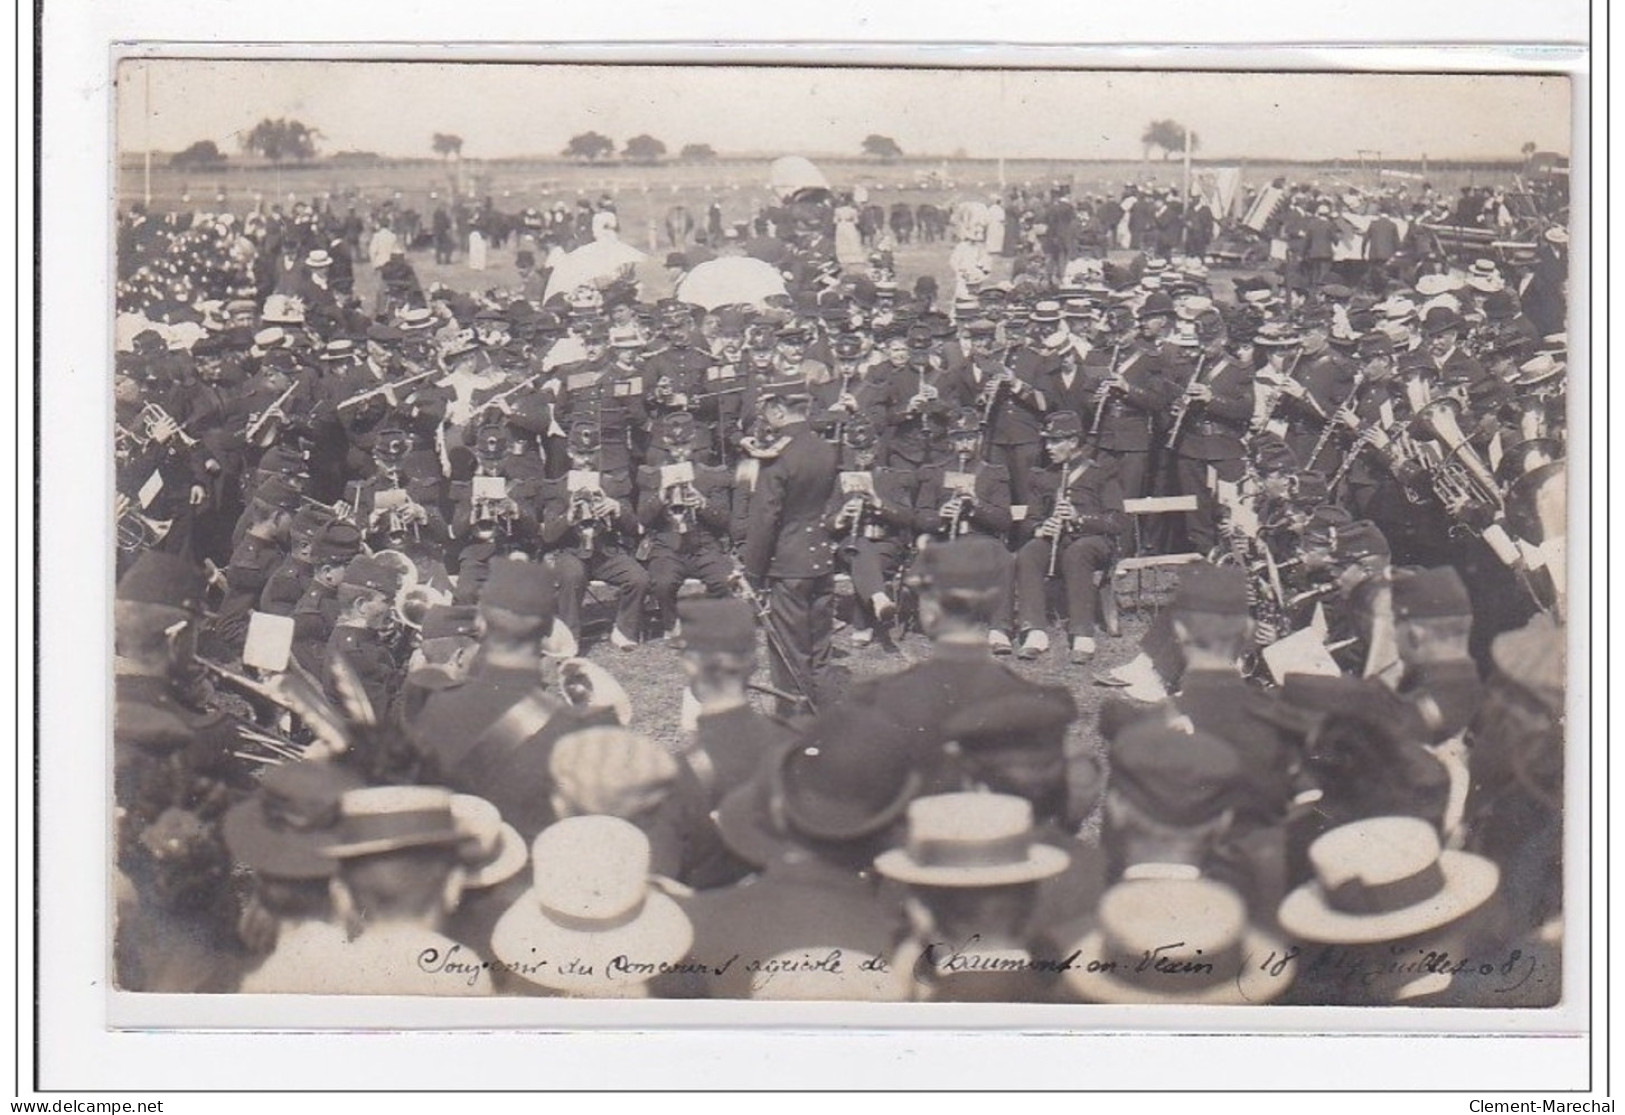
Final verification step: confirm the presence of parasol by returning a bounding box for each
[675,257,789,310]
[542,236,649,302]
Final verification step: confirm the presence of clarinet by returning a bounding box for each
[1164,353,1208,450]
[1087,342,1125,439]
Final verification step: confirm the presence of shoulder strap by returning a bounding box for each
[453,689,564,787]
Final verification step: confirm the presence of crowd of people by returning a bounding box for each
[112,165,1568,1005]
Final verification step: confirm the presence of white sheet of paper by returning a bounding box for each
[660,461,696,489]
[566,469,601,494]
[840,471,877,498]
[137,470,164,509]
[243,611,296,673]
[1262,627,1343,684]
[471,475,507,501]
[373,487,409,511]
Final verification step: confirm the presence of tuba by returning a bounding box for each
[1410,397,1504,525]
[115,493,172,554]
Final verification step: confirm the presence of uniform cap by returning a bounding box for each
[1041,411,1085,439]
[341,554,404,595]
[290,504,335,544]
[419,604,482,641]
[567,421,602,454]
[676,597,757,656]
[1173,563,1250,615]
[907,536,1010,596]
[116,551,206,614]
[252,475,304,512]
[1109,719,1242,827]
[655,411,701,449]
[478,557,558,626]
[1390,565,1472,621]
[1331,519,1391,564]
[946,406,983,436]
[842,413,878,450]
[310,521,364,564]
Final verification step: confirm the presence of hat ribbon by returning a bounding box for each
[1325,860,1446,917]
[261,792,341,834]
[909,832,1033,870]
[538,892,648,934]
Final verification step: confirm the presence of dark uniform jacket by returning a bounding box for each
[636,461,733,554]
[1018,458,1127,543]
[942,349,1051,447]
[551,360,649,474]
[822,465,919,545]
[1167,349,1255,461]
[537,468,638,555]
[741,421,838,582]
[1084,341,1176,453]
[878,363,952,464]
[324,623,401,716]
[913,457,1013,538]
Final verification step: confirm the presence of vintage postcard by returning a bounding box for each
[102,57,1575,1020]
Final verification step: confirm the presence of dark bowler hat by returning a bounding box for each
[1423,305,1464,335]
[1173,563,1250,615]
[1041,411,1085,440]
[777,706,922,844]
[222,760,366,879]
[116,551,207,615]
[311,521,363,565]
[1137,292,1177,320]
[366,322,403,345]
[1356,331,1395,360]
[677,597,757,657]
[905,327,934,354]
[1390,565,1472,621]
[478,557,558,626]
[907,536,1010,596]
[1109,719,1242,827]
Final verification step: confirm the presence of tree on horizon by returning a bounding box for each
[432,133,465,161]
[240,117,321,164]
[679,142,717,161]
[623,134,667,164]
[1141,119,1197,161]
[563,131,616,161]
[862,134,904,161]
[170,139,226,169]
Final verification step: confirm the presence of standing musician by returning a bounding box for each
[1042,306,1109,427]
[636,412,737,643]
[1165,309,1256,553]
[1013,411,1127,664]
[1075,301,1178,507]
[823,414,919,648]
[914,407,1017,654]
[878,329,952,471]
[548,321,648,476]
[739,379,839,719]
[538,420,649,651]
[944,315,1052,505]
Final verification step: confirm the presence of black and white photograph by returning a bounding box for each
[106,58,1574,1011]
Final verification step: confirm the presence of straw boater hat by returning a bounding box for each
[489,816,694,996]
[1065,877,1294,1005]
[448,794,528,890]
[873,793,1069,888]
[1277,816,1499,945]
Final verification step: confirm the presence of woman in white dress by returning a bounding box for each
[834,194,865,268]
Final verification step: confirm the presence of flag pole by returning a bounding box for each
[143,62,153,207]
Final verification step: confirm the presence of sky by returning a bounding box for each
[116,60,1572,163]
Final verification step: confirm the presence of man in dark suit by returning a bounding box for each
[1360,204,1402,291]
[913,409,1016,652]
[403,558,614,842]
[1422,305,1489,387]
[1089,294,1179,508]
[950,307,1055,506]
[1165,310,1255,552]
[741,380,839,718]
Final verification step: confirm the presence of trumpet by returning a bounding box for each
[569,488,610,557]
[141,403,198,448]
[1164,354,1208,449]
[1087,342,1125,438]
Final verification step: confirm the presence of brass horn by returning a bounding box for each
[1410,397,1504,519]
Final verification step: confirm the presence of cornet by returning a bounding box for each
[141,403,198,448]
